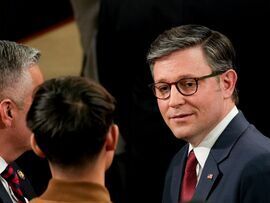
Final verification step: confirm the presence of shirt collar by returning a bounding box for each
[0,156,8,174]
[189,106,238,168]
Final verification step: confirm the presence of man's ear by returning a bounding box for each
[0,99,15,127]
[30,134,46,158]
[220,69,238,99]
[105,124,119,152]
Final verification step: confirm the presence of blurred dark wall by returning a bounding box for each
[0,0,73,40]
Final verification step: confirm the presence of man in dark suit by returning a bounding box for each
[0,40,44,203]
[96,0,270,202]
[147,24,270,203]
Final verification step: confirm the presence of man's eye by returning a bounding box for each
[185,81,196,87]
[179,79,196,88]
[157,84,170,93]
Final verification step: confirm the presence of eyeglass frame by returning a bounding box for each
[149,70,227,100]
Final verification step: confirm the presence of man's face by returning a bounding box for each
[153,47,227,146]
[15,65,44,151]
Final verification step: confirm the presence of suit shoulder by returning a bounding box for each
[242,153,270,177]
[240,125,270,152]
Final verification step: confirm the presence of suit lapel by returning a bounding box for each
[170,146,188,203]
[193,111,250,201]
[193,154,220,201]
[10,163,36,200]
[0,183,13,203]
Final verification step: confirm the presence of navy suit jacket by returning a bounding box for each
[0,162,36,203]
[163,111,270,203]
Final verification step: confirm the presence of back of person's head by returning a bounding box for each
[26,76,116,168]
[147,24,238,104]
[0,40,41,108]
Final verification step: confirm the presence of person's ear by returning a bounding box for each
[220,69,237,99]
[0,99,15,128]
[105,124,119,152]
[30,134,46,158]
[104,124,119,170]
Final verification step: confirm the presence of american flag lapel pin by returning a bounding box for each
[207,174,213,180]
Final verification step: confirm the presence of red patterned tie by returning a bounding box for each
[1,165,26,203]
[180,150,198,203]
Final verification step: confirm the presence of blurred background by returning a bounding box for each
[0,0,82,79]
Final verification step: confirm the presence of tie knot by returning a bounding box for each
[185,150,197,172]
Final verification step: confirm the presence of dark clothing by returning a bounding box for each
[15,151,51,197]
[163,112,270,203]
[0,162,36,203]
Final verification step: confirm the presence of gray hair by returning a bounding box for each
[0,40,41,108]
[147,24,238,104]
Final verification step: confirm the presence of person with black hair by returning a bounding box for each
[27,76,119,203]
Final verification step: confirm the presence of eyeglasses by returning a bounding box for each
[149,70,226,100]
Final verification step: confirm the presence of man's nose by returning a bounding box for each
[168,85,186,107]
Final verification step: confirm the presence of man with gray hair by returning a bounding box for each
[147,24,270,203]
[0,40,44,203]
